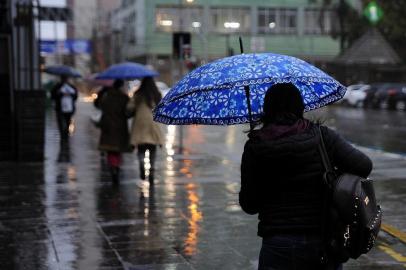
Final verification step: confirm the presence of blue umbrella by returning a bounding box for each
[95,62,158,80]
[153,53,346,126]
[44,65,82,78]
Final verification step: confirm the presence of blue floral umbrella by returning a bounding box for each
[95,62,158,80]
[153,53,346,126]
[44,65,81,78]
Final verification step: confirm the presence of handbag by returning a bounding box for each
[317,125,382,263]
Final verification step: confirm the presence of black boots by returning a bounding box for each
[148,168,154,185]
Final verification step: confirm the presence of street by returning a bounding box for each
[1,99,406,270]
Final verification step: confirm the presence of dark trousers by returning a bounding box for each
[56,112,73,141]
[258,234,343,270]
[137,144,157,181]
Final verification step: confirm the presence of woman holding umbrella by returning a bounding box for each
[45,65,81,142]
[95,62,159,183]
[127,77,164,186]
[98,79,131,183]
[50,75,78,142]
[239,83,372,270]
[153,51,375,269]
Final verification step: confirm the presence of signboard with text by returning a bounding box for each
[40,39,92,55]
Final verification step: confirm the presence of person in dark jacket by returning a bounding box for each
[98,79,130,183]
[94,86,109,110]
[51,75,78,142]
[239,83,372,270]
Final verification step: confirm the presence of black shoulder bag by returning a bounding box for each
[318,125,382,263]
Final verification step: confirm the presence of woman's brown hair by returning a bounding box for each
[135,77,162,108]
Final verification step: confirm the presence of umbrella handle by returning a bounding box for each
[244,85,254,132]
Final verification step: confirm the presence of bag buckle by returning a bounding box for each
[344,225,350,247]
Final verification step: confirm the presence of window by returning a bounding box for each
[155,5,203,32]
[258,8,297,34]
[304,8,334,35]
[210,7,251,33]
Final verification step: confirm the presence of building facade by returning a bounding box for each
[111,0,361,84]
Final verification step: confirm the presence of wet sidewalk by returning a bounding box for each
[1,99,406,270]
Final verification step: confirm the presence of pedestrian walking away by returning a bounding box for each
[93,86,111,162]
[127,77,164,186]
[51,75,78,142]
[98,79,131,183]
[239,83,373,270]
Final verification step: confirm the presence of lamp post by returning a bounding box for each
[177,0,194,154]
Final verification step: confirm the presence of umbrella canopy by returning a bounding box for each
[95,62,158,80]
[153,53,346,125]
[44,65,82,78]
[84,73,114,87]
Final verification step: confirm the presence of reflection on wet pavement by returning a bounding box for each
[183,183,203,257]
[1,101,406,269]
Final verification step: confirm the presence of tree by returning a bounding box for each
[377,0,406,61]
[321,0,406,62]
[320,0,368,53]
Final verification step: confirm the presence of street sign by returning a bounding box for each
[363,1,383,25]
[40,39,92,54]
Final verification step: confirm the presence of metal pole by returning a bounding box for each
[8,1,16,160]
[35,0,42,89]
[240,38,253,132]
[178,34,184,154]
[16,2,21,90]
[28,1,34,90]
[177,0,184,154]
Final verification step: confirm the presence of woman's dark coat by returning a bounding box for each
[98,88,130,152]
[239,122,373,237]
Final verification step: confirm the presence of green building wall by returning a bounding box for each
[142,0,360,60]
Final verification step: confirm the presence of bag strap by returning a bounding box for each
[318,125,334,174]
[317,125,333,266]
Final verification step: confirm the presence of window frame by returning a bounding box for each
[304,8,334,35]
[155,5,204,33]
[257,7,298,35]
[209,6,252,34]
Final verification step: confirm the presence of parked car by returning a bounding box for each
[397,86,406,111]
[363,83,388,109]
[341,84,370,107]
[368,83,406,110]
